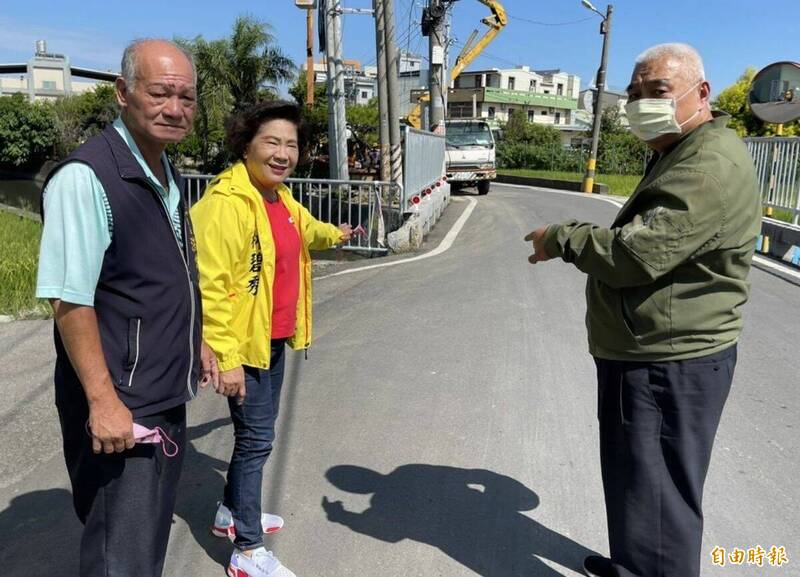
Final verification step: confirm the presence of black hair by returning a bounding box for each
[225,100,310,160]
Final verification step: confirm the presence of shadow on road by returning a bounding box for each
[0,487,81,573]
[0,418,235,574]
[173,416,234,569]
[322,464,597,576]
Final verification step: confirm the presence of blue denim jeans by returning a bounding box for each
[223,339,287,550]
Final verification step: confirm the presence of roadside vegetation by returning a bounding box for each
[493,107,646,197]
[0,210,47,318]
[497,168,640,197]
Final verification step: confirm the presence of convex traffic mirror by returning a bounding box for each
[749,61,800,124]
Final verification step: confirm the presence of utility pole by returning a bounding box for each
[383,0,403,185]
[325,0,350,180]
[306,8,315,107]
[373,0,391,182]
[581,2,612,193]
[443,8,451,118]
[424,0,447,133]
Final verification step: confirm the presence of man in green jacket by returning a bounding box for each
[525,44,761,577]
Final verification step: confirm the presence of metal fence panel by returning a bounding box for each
[183,175,400,253]
[744,137,800,225]
[402,125,446,209]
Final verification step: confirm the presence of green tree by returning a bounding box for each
[0,94,59,168]
[714,68,799,136]
[226,16,294,111]
[288,72,329,175]
[599,106,628,136]
[177,36,233,171]
[51,83,118,157]
[591,107,649,175]
[501,110,561,147]
[497,110,566,170]
[178,16,295,172]
[503,109,529,143]
[346,99,379,147]
[288,73,381,175]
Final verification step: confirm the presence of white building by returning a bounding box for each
[0,41,115,101]
[578,87,628,121]
[346,74,377,105]
[448,66,580,127]
[302,52,427,110]
[399,51,423,76]
[301,58,377,106]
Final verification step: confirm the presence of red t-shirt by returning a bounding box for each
[264,197,301,339]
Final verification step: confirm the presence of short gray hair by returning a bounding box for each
[635,43,705,84]
[120,38,196,92]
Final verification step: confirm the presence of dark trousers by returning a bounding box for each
[223,339,287,550]
[594,345,736,577]
[57,397,186,577]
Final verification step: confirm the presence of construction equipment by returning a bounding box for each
[405,0,507,129]
[445,118,496,194]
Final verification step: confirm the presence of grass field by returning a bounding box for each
[768,208,798,225]
[0,210,48,318]
[498,169,641,197]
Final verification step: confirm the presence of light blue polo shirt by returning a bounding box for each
[36,117,183,306]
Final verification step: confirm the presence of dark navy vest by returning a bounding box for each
[43,124,202,417]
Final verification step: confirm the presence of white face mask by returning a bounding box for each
[625,80,703,141]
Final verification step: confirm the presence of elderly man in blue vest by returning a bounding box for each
[36,39,218,577]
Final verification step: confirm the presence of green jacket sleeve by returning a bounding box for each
[190,195,248,371]
[542,169,725,288]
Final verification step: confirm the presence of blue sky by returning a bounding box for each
[1,0,798,98]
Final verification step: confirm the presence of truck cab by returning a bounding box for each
[445,118,496,195]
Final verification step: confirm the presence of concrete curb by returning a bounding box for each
[0,203,40,221]
[759,218,800,268]
[388,182,451,252]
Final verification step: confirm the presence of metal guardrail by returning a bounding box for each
[289,178,402,253]
[744,137,800,225]
[185,174,213,206]
[402,125,446,210]
[183,174,401,253]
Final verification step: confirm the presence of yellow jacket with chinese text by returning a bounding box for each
[190,161,342,371]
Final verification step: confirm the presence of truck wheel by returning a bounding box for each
[477,180,490,195]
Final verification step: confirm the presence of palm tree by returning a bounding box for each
[226,16,295,110]
[191,37,233,168]
[178,16,296,171]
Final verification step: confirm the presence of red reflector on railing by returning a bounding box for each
[411,195,421,205]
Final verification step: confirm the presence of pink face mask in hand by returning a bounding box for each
[85,421,179,457]
[132,423,179,457]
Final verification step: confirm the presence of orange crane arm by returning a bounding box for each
[405,0,507,128]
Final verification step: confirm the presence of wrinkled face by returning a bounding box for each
[244,119,300,191]
[627,56,707,144]
[116,43,197,146]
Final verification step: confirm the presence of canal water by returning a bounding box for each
[0,164,51,213]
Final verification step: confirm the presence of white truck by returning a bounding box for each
[444,118,496,195]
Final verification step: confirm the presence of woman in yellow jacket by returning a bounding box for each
[191,101,351,577]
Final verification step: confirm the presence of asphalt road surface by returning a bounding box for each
[1,183,797,576]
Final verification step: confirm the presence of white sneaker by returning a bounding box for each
[212,502,285,540]
[227,547,296,577]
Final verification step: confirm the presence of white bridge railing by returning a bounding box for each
[744,137,800,225]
